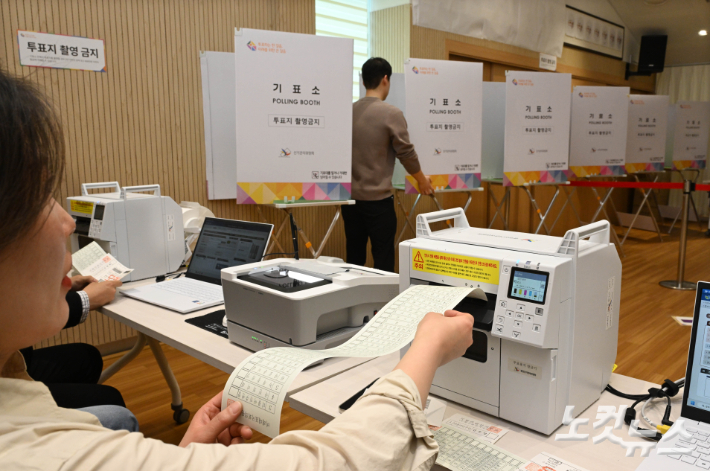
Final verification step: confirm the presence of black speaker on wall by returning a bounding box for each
[638,35,668,73]
[626,34,668,79]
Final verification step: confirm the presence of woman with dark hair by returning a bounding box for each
[0,67,474,470]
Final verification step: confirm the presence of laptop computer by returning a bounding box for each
[122,217,273,313]
[636,281,710,470]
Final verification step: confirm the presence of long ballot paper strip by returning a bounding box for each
[221,285,474,438]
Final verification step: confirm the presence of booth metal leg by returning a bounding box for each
[258,205,287,255]
[621,176,664,244]
[660,180,696,291]
[588,186,625,257]
[396,194,422,244]
[488,186,510,230]
[291,206,342,258]
[146,336,190,424]
[548,186,582,233]
[525,186,559,235]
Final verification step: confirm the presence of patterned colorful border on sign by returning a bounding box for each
[625,162,664,174]
[569,165,625,178]
[237,182,351,204]
[673,160,707,171]
[404,173,481,194]
[503,170,571,187]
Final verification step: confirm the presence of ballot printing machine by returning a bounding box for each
[400,208,621,435]
[66,182,185,282]
[221,258,400,352]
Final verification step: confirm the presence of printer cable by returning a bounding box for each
[605,378,684,440]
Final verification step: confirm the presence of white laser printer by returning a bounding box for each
[400,208,621,435]
[66,182,185,282]
[221,258,399,351]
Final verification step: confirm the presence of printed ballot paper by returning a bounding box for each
[433,421,527,471]
[519,452,589,471]
[441,413,510,444]
[221,285,474,438]
[71,242,133,282]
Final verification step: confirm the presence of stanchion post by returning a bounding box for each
[660,179,696,291]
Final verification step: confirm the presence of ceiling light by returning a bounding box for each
[700,30,708,36]
[643,0,668,5]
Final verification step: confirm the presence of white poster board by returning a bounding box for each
[235,29,353,204]
[625,95,669,173]
[358,73,407,187]
[503,72,572,186]
[670,101,710,171]
[569,86,630,178]
[200,52,236,200]
[404,58,483,194]
[481,82,506,181]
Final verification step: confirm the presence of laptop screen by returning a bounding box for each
[681,283,710,422]
[186,218,273,284]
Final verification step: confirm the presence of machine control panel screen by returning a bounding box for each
[507,268,549,305]
[685,288,710,412]
[93,204,105,221]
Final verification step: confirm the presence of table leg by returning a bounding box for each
[147,336,190,424]
[98,332,148,384]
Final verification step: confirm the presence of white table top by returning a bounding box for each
[289,353,682,471]
[101,277,375,396]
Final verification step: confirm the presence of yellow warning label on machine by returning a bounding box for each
[412,249,500,285]
[70,200,94,215]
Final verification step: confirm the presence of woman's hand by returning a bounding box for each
[395,310,473,407]
[411,310,474,367]
[179,391,253,447]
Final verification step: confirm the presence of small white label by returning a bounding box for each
[508,358,541,379]
[606,276,615,330]
[539,52,557,71]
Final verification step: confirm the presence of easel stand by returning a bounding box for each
[660,179,696,290]
[620,171,665,244]
[485,179,511,230]
[257,200,355,259]
[99,332,190,424]
[668,168,704,233]
[394,187,483,244]
[519,182,578,236]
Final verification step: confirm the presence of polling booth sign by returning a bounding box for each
[503,72,572,186]
[403,58,483,193]
[569,86,630,178]
[669,101,710,171]
[234,29,353,204]
[625,95,669,174]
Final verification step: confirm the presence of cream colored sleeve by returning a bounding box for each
[4,370,437,471]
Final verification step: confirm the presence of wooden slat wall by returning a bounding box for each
[369,5,409,74]
[0,0,318,348]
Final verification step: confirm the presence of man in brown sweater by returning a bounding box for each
[344,57,433,272]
